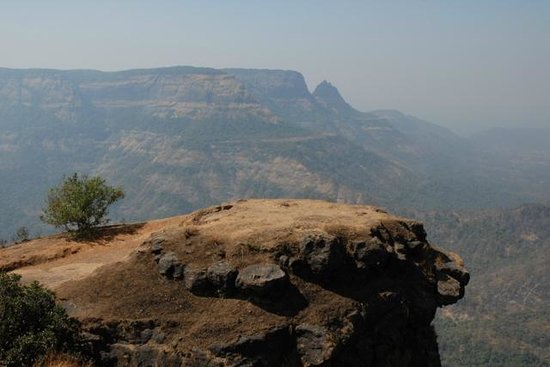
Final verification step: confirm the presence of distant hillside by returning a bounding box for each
[0,66,548,241]
[403,204,550,366]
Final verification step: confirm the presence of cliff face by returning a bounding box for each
[50,199,468,366]
[0,67,275,123]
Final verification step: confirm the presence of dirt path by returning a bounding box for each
[4,216,184,290]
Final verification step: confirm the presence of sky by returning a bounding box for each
[0,0,549,135]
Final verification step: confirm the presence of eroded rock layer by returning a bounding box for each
[57,199,468,366]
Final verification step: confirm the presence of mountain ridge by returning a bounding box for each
[0,65,548,242]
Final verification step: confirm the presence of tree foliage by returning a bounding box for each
[0,272,82,367]
[41,173,124,236]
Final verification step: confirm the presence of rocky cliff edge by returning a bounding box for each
[4,199,468,366]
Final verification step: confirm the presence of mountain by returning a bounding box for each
[0,66,401,240]
[225,70,549,210]
[1,199,469,366]
[313,80,356,114]
[0,66,547,241]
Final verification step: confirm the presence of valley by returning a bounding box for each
[0,66,548,366]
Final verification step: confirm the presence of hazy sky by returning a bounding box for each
[1,0,549,134]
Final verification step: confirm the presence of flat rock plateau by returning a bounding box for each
[1,199,469,366]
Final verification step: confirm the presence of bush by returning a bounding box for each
[15,226,30,243]
[0,272,82,367]
[41,173,124,237]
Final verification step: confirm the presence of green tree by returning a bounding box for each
[0,272,82,367]
[41,173,124,236]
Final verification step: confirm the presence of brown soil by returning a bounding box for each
[52,200,394,345]
[1,199,464,365]
[2,217,184,288]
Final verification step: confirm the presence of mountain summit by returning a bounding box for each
[313,80,355,114]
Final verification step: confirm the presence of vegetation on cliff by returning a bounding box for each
[0,272,82,367]
[41,173,125,237]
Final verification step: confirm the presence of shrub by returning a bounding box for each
[0,272,82,367]
[15,226,30,242]
[41,173,124,237]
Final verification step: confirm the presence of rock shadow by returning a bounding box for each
[243,282,309,317]
[191,282,309,317]
[77,222,146,244]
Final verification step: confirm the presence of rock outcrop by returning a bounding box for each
[312,80,355,115]
[56,199,468,366]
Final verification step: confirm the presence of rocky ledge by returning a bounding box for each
[57,199,468,366]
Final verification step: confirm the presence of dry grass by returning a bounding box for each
[43,199,460,358]
[33,353,93,367]
[1,215,185,289]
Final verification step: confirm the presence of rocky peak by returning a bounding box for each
[43,199,469,367]
[313,80,355,114]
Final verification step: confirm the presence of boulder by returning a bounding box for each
[235,263,289,298]
[148,234,165,255]
[299,233,345,277]
[150,241,164,255]
[206,260,238,295]
[436,261,470,286]
[352,237,389,269]
[436,273,463,305]
[157,252,183,279]
[183,265,209,295]
[278,255,307,274]
[295,324,336,366]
